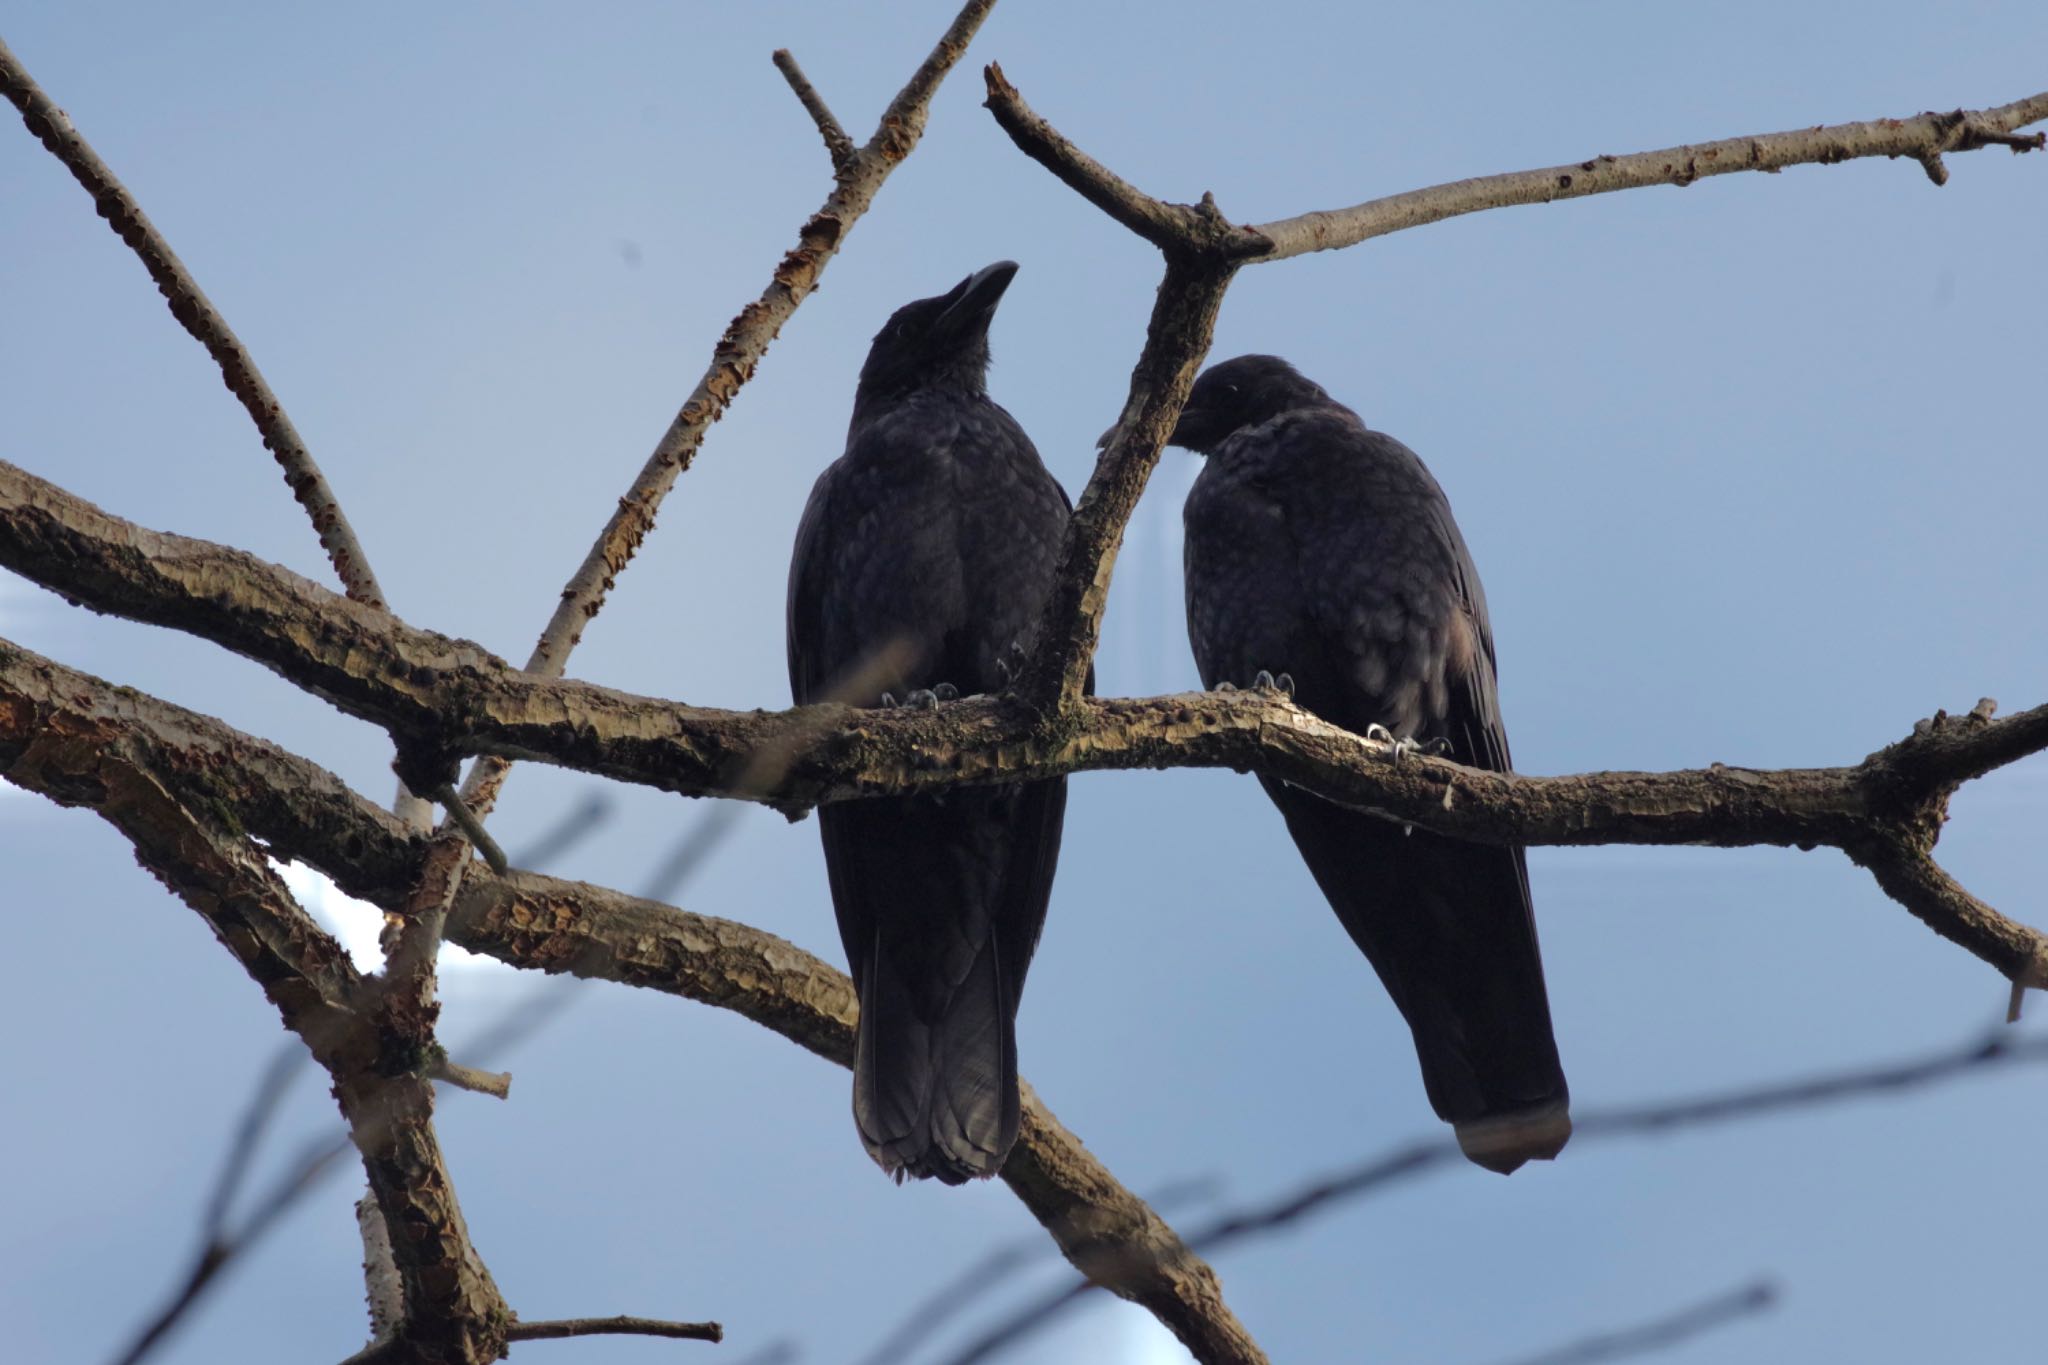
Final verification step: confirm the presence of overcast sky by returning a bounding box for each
[4,3,2047,1363]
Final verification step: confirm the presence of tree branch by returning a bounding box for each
[1247,95,2048,259]
[987,69,2047,265]
[504,1315,722,1345]
[772,49,854,172]
[0,642,1263,1365]
[5,467,2043,990]
[0,35,391,611]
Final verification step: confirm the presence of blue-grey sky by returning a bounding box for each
[4,4,2046,1362]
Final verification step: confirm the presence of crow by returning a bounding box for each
[1171,354,1570,1174]
[786,262,1074,1183]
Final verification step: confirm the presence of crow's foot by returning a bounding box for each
[1363,723,1438,765]
[994,640,1031,691]
[886,684,956,712]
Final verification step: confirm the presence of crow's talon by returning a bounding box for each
[1215,680,1237,693]
[932,682,959,702]
[880,691,897,709]
[1275,672,1294,697]
[1364,723,1427,764]
[1253,669,1277,691]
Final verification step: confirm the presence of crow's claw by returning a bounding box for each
[932,682,960,702]
[1215,680,1237,692]
[1248,669,1295,697]
[995,640,1031,690]
[1363,723,1429,765]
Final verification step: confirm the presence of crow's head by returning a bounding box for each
[1165,354,1335,454]
[855,261,1018,408]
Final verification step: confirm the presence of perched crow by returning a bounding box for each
[786,262,1074,1183]
[1172,354,1570,1174]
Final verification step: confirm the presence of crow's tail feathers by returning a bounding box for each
[852,935,1020,1186]
[1269,782,1572,1174]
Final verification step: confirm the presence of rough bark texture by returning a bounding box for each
[0,641,1261,1361]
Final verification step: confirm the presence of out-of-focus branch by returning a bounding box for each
[934,1030,2044,1362]
[0,35,388,608]
[1484,1280,1777,1365]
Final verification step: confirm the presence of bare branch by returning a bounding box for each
[939,1031,2037,1361]
[0,643,1260,1365]
[773,49,854,171]
[6,475,2044,990]
[1245,94,2048,261]
[504,1315,722,1345]
[429,1055,512,1100]
[0,35,390,610]
[1485,1280,1777,1365]
[495,0,997,705]
[1019,260,1233,710]
[982,63,1227,254]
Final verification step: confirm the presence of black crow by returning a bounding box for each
[786,262,1074,1183]
[1172,354,1570,1174]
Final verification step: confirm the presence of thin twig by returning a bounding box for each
[773,49,854,171]
[432,783,509,874]
[1245,95,2048,260]
[112,1130,353,1365]
[429,1056,512,1100]
[0,35,389,609]
[505,1314,723,1344]
[1484,1280,1777,1365]
[459,0,1000,831]
[198,1039,305,1244]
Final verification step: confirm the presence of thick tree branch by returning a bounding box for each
[0,35,390,610]
[4,471,2044,989]
[0,644,1263,1365]
[1018,259,1233,711]
[0,645,511,1363]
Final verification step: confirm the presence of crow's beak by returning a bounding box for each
[933,260,1019,340]
[1164,404,1219,452]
